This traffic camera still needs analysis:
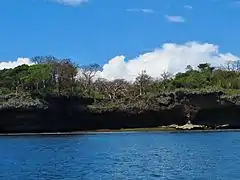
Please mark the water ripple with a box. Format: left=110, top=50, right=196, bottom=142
left=1, top=132, right=240, bottom=179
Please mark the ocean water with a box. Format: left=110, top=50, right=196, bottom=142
left=1, top=132, right=240, bottom=180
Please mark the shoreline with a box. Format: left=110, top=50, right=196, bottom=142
left=1, top=127, right=240, bottom=136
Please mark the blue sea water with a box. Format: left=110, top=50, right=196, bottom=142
left=1, top=132, right=240, bottom=180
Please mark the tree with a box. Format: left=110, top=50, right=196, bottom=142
left=10, top=65, right=30, bottom=95
left=212, top=69, right=240, bottom=89
left=31, top=56, right=57, bottom=65
left=227, top=60, right=240, bottom=72
left=0, top=60, right=239, bottom=100
left=186, top=65, right=193, bottom=72
left=30, top=56, right=78, bottom=95
left=26, top=64, right=52, bottom=92
left=79, top=63, right=102, bottom=96
left=160, top=71, right=173, bottom=90
left=198, top=63, right=214, bottom=73
left=198, top=63, right=211, bottom=71
left=236, top=60, right=240, bottom=72
left=135, top=70, right=152, bottom=96
left=94, top=78, right=130, bottom=100
left=54, top=59, right=78, bottom=95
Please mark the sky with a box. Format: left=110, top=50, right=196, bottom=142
left=0, top=0, right=240, bottom=80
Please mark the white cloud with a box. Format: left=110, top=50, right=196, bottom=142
left=52, top=0, right=88, bottom=6
left=97, top=42, right=239, bottom=81
left=126, top=8, right=155, bottom=14
left=1, top=43, right=239, bottom=82
left=165, top=15, right=185, bottom=23
left=184, top=5, right=193, bottom=9
left=0, top=58, right=34, bottom=70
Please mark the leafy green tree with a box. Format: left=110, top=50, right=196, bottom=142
left=9, top=65, right=29, bottom=94
left=26, top=64, right=52, bottom=92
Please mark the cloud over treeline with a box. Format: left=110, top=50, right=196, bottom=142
left=1, top=42, right=238, bottom=81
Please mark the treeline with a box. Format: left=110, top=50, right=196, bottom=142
left=0, top=56, right=240, bottom=99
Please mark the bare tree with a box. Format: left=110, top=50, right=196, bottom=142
left=236, top=60, right=240, bottom=72
left=79, top=64, right=102, bottom=95
left=232, top=60, right=240, bottom=72
left=161, top=71, right=173, bottom=90
left=94, top=78, right=129, bottom=100
left=225, top=60, right=240, bottom=72
left=31, top=56, right=57, bottom=64
left=135, top=70, right=152, bottom=96
left=161, top=71, right=172, bottom=81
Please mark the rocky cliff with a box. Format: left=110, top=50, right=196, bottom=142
left=0, top=91, right=239, bottom=133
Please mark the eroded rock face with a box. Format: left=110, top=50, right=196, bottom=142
left=0, top=94, right=45, bottom=109
left=175, top=92, right=240, bottom=127
left=0, top=91, right=239, bottom=133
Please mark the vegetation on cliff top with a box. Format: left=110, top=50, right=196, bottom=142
left=0, top=56, right=239, bottom=106
left=0, top=57, right=239, bottom=132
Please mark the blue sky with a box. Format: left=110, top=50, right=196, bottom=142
left=0, top=0, right=240, bottom=80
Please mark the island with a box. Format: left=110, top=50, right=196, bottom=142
left=0, top=56, right=239, bottom=134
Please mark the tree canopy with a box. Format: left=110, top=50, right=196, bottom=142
left=0, top=56, right=239, bottom=98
